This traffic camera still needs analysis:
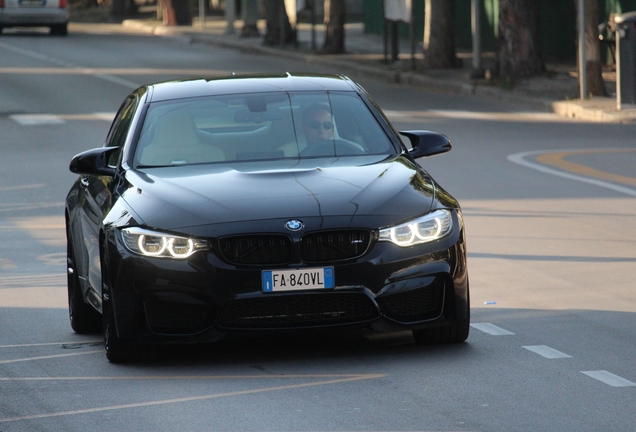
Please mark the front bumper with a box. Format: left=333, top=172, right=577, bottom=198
left=103, top=218, right=468, bottom=343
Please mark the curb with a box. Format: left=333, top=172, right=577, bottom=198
left=552, top=99, right=636, bottom=124
left=121, top=19, right=636, bottom=123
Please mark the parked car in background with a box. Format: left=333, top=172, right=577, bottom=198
left=65, top=73, right=470, bottom=362
left=0, top=0, right=68, bottom=35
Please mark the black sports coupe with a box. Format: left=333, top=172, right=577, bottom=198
left=65, top=73, right=469, bottom=362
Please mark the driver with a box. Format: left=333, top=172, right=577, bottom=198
left=301, top=103, right=334, bottom=145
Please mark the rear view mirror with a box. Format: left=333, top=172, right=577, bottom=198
left=69, top=147, right=119, bottom=177
left=399, top=130, right=452, bottom=159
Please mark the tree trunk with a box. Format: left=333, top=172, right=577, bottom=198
left=496, top=0, right=543, bottom=79
left=261, top=0, right=295, bottom=46
left=323, top=0, right=346, bottom=54
left=111, top=0, right=138, bottom=18
left=423, top=0, right=456, bottom=68
left=240, top=0, right=260, bottom=38
left=578, top=0, right=608, bottom=96
left=159, top=0, right=191, bottom=26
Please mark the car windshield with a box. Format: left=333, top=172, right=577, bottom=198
left=134, top=91, right=397, bottom=167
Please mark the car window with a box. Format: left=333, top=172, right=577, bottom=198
left=105, top=96, right=137, bottom=167
left=134, top=92, right=396, bottom=167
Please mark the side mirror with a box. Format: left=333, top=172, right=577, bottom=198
left=400, top=130, right=452, bottom=159
left=69, top=147, right=119, bottom=177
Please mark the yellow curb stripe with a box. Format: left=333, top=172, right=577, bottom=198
left=536, top=149, right=636, bottom=187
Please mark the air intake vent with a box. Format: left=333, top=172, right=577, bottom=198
left=219, top=235, right=292, bottom=265
left=301, top=230, right=371, bottom=263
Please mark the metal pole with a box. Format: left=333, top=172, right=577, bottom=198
left=410, top=7, right=415, bottom=70
left=311, top=0, right=316, bottom=51
left=225, top=0, right=236, bottom=35
left=578, top=0, right=587, bottom=100
left=470, top=0, right=484, bottom=78
left=199, top=0, right=205, bottom=29
left=616, top=25, right=622, bottom=110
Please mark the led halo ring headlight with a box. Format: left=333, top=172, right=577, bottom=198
left=379, top=209, right=453, bottom=247
left=121, top=227, right=207, bottom=259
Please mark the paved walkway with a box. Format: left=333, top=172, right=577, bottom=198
left=119, top=16, right=636, bottom=124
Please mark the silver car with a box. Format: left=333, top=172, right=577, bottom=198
left=0, top=0, right=69, bottom=35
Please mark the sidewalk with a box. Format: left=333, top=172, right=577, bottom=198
left=120, top=16, right=636, bottom=124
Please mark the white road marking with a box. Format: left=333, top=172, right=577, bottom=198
left=383, top=109, right=566, bottom=123
left=0, top=259, right=16, bottom=270
left=93, top=112, right=116, bottom=121
left=508, top=149, right=636, bottom=197
left=0, top=350, right=102, bottom=364
left=523, top=345, right=572, bottom=359
left=9, top=114, right=64, bottom=126
left=0, top=341, right=101, bottom=349
left=470, top=323, right=515, bottom=336
left=581, top=370, right=636, bottom=387
left=9, top=113, right=116, bottom=126
left=0, top=183, right=48, bottom=192
left=0, top=374, right=385, bottom=423
left=0, top=42, right=141, bottom=89
left=0, top=274, right=65, bottom=288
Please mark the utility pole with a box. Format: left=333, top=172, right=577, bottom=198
left=578, top=0, right=587, bottom=100
left=471, top=0, right=485, bottom=78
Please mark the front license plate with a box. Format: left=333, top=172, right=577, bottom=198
left=262, top=267, right=334, bottom=292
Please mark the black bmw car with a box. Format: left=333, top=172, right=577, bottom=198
left=65, top=73, right=469, bottom=362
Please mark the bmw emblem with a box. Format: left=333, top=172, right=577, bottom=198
left=285, top=220, right=304, bottom=231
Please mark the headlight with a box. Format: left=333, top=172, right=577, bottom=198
left=121, top=227, right=208, bottom=259
left=379, top=209, right=452, bottom=247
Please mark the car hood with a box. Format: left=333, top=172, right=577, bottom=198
left=120, top=156, right=436, bottom=233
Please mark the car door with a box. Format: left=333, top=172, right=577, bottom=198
left=76, top=95, right=138, bottom=299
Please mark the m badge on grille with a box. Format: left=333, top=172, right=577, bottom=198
left=285, top=220, right=304, bottom=231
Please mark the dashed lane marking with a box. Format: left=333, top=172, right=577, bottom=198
left=523, top=345, right=572, bottom=359
left=581, top=370, right=636, bottom=388
left=470, top=323, right=515, bottom=336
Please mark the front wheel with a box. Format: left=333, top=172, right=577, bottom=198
left=67, top=238, right=101, bottom=334
left=101, top=250, right=145, bottom=363
left=103, top=300, right=145, bottom=363
left=50, top=24, right=68, bottom=36
left=413, top=285, right=470, bottom=344
left=412, top=320, right=470, bottom=345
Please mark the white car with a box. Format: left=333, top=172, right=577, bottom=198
left=0, top=0, right=69, bottom=35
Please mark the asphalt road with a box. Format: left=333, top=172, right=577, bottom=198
left=1, top=25, right=635, bottom=432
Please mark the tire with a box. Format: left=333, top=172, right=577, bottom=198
left=50, top=24, right=68, bottom=36
left=412, top=320, right=470, bottom=345
left=413, top=285, right=470, bottom=345
left=102, top=254, right=146, bottom=363
left=67, top=238, right=101, bottom=334
left=103, top=304, right=136, bottom=363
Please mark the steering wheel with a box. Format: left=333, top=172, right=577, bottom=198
left=301, top=140, right=365, bottom=157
